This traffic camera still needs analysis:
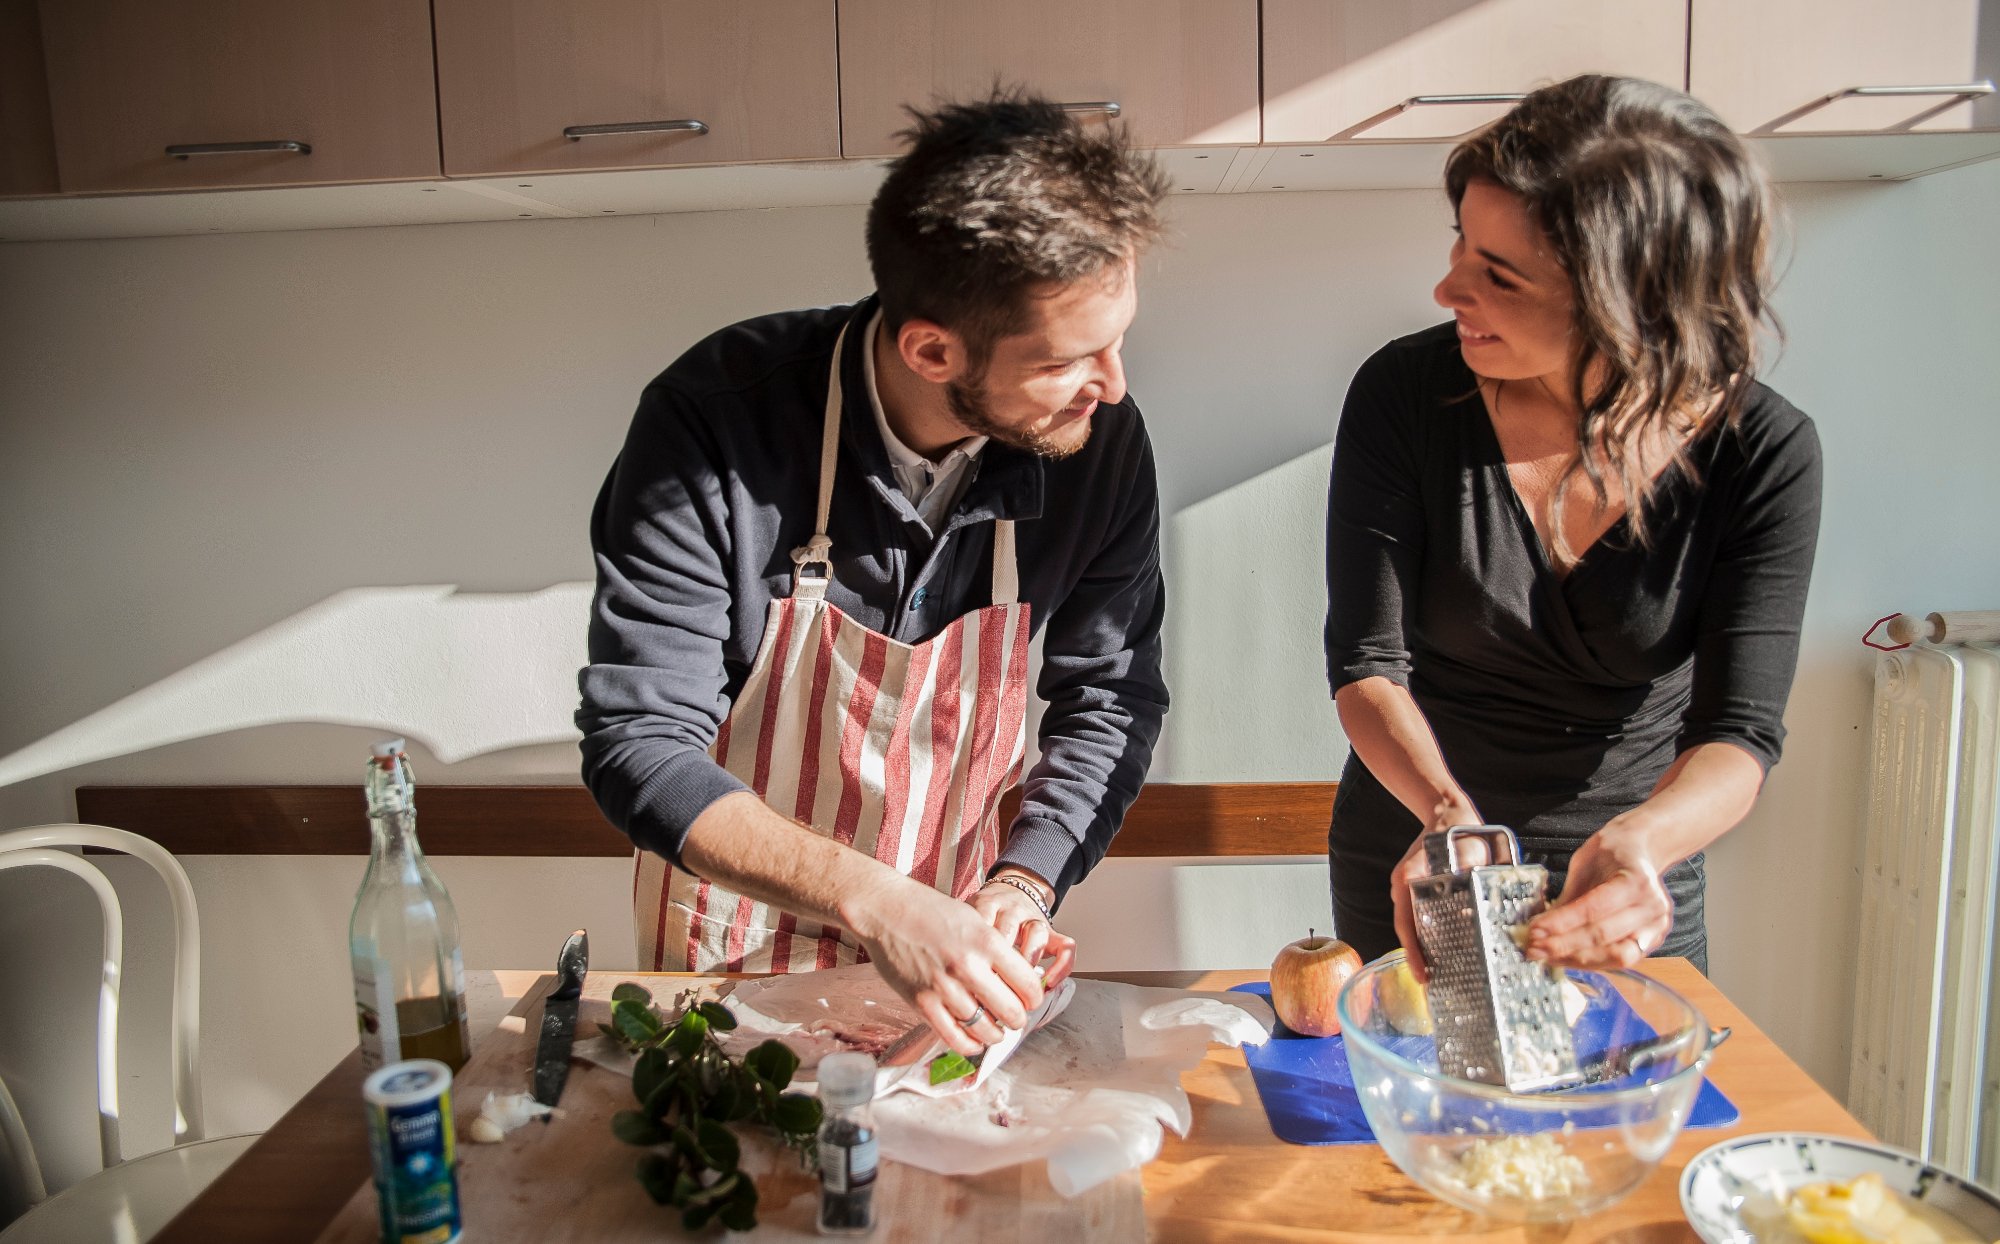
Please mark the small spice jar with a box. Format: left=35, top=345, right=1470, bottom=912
left=816, top=1051, right=879, bottom=1235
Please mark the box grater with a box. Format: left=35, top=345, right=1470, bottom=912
left=1409, top=825, right=1580, bottom=1092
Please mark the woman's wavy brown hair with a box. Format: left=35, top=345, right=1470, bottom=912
left=1445, top=75, right=1782, bottom=568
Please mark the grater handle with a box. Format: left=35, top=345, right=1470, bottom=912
left=1422, top=825, right=1524, bottom=876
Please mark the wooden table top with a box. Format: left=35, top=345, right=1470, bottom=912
left=153, top=960, right=1868, bottom=1243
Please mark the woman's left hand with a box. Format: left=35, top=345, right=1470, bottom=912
left=1524, top=822, right=1673, bottom=970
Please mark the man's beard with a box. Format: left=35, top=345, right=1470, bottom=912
left=947, top=377, right=1091, bottom=460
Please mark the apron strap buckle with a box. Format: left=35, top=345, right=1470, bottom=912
left=790, top=534, right=833, bottom=600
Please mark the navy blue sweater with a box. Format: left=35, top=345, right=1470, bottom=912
left=577, top=297, right=1169, bottom=906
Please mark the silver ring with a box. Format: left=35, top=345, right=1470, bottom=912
left=954, top=1003, right=987, bottom=1029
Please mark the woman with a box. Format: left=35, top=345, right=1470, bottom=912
left=1324, top=75, right=1822, bottom=979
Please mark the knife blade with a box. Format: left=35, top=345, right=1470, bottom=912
left=532, top=929, right=588, bottom=1107
left=877, top=1019, right=942, bottom=1070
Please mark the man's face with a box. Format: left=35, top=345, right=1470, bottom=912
left=947, top=259, right=1137, bottom=460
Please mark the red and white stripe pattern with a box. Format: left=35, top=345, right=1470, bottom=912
left=633, top=591, right=1032, bottom=972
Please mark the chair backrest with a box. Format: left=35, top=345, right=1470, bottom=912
left=0, top=824, right=204, bottom=1207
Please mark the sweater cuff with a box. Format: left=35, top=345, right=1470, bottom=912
left=627, top=748, right=751, bottom=866
left=1328, top=661, right=1410, bottom=697
left=1675, top=732, right=1779, bottom=776
left=995, top=818, right=1085, bottom=912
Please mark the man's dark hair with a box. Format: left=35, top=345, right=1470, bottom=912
left=865, top=89, right=1169, bottom=370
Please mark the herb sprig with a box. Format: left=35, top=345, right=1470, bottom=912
left=603, top=983, right=824, bottom=1232
left=928, top=1050, right=978, bottom=1086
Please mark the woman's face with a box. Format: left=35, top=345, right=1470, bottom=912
left=1433, top=179, right=1576, bottom=384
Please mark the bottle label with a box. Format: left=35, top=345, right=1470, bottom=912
left=819, top=1136, right=878, bottom=1194
left=355, top=956, right=400, bottom=1070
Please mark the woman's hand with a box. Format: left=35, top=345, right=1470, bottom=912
left=1524, top=820, right=1673, bottom=970
left=1390, top=797, right=1485, bottom=984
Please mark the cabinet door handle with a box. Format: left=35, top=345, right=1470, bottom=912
left=1329, top=94, right=1528, bottom=141
left=564, top=119, right=709, bottom=141
left=167, top=140, right=311, bottom=159
left=1754, top=81, right=1997, bottom=133
left=1059, top=101, right=1121, bottom=119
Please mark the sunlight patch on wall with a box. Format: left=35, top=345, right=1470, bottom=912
left=1156, top=444, right=1342, bottom=782
left=0, top=584, right=590, bottom=787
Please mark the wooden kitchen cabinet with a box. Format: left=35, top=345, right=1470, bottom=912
left=1261, top=0, right=1688, bottom=143
left=432, top=0, right=840, bottom=177
left=0, top=0, right=58, bottom=197
left=836, top=0, right=1260, bottom=158
left=36, top=0, right=440, bottom=193
left=1690, top=0, right=1997, bottom=133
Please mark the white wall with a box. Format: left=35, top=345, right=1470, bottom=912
left=4, top=161, right=1998, bottom=1211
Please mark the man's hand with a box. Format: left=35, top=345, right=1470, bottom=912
left=841, top=872, right=1045, bottom=1058
left=678, top=796, right=1070, bottom=1055
left=1389, top=798, right=1484, bottom=984
left=972, top=869, right=1076, bottom=988
left=1524, top=822, right=1673, bottom=970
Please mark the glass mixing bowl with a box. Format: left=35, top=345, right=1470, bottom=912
left=1335, top=953, right=1720, bottom=1224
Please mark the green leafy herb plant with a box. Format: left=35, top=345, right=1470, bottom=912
left=604, top=983, right=825, bottom=1233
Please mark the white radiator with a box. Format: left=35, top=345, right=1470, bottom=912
left=1849, top=628, right=2000, bottom=1185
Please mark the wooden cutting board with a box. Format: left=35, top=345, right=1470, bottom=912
left=311, top=975, right=1143, bottom=1243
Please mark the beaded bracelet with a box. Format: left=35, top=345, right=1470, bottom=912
left=990, top=873, right=1054, bottom=922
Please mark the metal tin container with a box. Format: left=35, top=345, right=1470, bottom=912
left=363, top=1058, right=463, bottom=1244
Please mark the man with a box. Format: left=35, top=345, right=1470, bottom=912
left=578, top=92, right=1170, bottom=1058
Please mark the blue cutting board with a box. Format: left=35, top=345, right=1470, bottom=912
left=1229, top=981, right=1740, bottom=1146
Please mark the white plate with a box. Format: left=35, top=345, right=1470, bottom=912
left=1680, top=1132, right=2000, bottom=1243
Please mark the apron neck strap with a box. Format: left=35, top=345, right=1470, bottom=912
left=791, top=318, right=1023, bottom=609
left=990, top=520, right=1019, bottom=606
left=789, top=322, right=849, bottom=601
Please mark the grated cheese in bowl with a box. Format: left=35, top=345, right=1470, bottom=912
left=1342, top=956, right=1714, bottom=1223
left=1434, top=1133, right=1589, bottom=1206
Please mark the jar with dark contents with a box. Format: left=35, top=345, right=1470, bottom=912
left=815, top=1051, right=878, bottom=1235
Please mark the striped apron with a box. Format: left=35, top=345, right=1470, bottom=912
left=633, top=325, right=1035, bottom=972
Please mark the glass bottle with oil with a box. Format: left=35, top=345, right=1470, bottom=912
left=350, top=738, right=472, bottom=1072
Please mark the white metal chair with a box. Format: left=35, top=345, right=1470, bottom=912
left=0, top=824, right=256, bottom=1243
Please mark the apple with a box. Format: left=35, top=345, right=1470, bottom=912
left=1269, top=930, right=1363, bottom=1037
left=1379, top=956, right=1434, bottom=1036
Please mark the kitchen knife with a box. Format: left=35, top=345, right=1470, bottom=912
left=532, top=929, right=588, bottom=1107
left=877, top=1018, right=941, bottom=1070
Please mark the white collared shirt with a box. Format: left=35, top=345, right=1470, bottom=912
left=863, top=311, right=986, bottom=535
